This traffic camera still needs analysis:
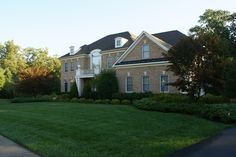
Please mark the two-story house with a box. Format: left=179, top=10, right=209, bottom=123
left=60, top=30, right=186, bottom=96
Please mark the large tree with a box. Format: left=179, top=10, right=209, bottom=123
left=165, top=33, right=230, bottom=98
left=15, top=67, right=60, bottom=96
left=165, top=9, right=236, bottom=99
left=24, top=47, right=61, bottom=76
left=0, top=41, right=26, bottom=76
left=0, top=68, right=5, bottom=89
left=190, top=9, right=236, bottom=55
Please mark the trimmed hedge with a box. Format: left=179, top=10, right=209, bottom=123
left=134, top=98, right=233, bottom=123
left=11, top=97, right=53, bottom=103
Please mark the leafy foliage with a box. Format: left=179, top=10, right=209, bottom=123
left=69, top=81, right=78, bottom=98
left=0, top=68, right=5, bottom=89
left=0, top=41, right=61, bottom=97
left=94, top=70, right=119, bottom=99
left=15, top=67, right=60, bottom=96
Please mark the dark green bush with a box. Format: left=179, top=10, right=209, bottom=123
left=70, top=98, right=80, bottom=102
left=134, top=98, right=232, bottom=123
left=11, top=97, right=52, bottom=103
left=57, top=93, right=70, bottom=100
left=121, top=99, right=131, bottom=105
left=199, top=94, right=229, bottom=104
left=95, top=99, right=103, bottom=104
left=70, top=82, right=78, bottom=98
left=94, top=70, right=119, bottom=99
left=111, top=99, right=120, bottom=105
left=151, top=94, right=191, bottom=103
left=112, top=92, right=153, bottom=102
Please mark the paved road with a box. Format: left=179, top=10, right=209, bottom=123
left=0, top=135, right=40, bottom=157
left=168, top=127, right=236, bottom=157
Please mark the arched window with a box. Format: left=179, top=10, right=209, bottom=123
left=90, top=49, right=101, bottom=74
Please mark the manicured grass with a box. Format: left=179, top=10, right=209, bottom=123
left=0, top=99, right=229, bottom=157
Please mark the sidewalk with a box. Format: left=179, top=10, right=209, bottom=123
left=0, top=135, right=40, bottom=157
left=168, top=126, right=236, bottom=157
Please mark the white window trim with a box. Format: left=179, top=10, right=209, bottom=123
left=125, top=76, right=133, bottom=93
left=160, top=75, right=169, bottom=93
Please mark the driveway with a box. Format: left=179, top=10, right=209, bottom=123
left=168, top=126, right=236, bottom=157
left=0, top=135, right=40, bottom=157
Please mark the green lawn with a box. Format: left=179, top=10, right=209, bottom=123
left=0, top=99, right=229, bottom=157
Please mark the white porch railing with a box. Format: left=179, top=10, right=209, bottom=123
left=76, top=69, right=95, bottom=78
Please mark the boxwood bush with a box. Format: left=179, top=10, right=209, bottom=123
left=134, top=98, right=233, bottom=123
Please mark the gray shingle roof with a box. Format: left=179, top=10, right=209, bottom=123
left=60, top=31, right=136, bottom=58
left=152, top=30, right=186, bottom=46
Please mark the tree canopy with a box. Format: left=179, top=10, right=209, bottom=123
left=166, top=9, right=236, bottom=99
left=0, top=40, right=61, bottom=97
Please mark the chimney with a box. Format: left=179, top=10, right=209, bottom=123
left=69, top=46, right=75, bottom=55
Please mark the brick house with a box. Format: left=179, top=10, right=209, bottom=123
left=60, top=30, right=186, bottom=95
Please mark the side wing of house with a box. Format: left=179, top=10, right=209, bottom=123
left=113, top=31, right=179, bottom=94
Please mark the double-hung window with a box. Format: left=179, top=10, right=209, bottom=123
left=143, top=76, right=150, bottom=92
left=107, top=57, right=113, bottom=69
left=142, top=44, right=150, bottom=59
left=64, top=63, right=68, bottom=72
left=126, top=76, right=133, bottom=92
left=160, top=75, right=169, bottom=93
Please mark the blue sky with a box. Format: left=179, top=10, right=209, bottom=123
left=0, top=0, right=235, bottom=56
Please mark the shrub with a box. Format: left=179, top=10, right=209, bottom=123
left=70, top=81, right=78, bottom=98
left=57, top=93, right=70, bottom=100
left=102, top=99, right=111, bottom=104
left=134, top=98, right=233, bottom=123
left=111, top=99, right=120, bottom=105
left=95, top=99, right=103, bottom=104
left=199, top=94, right=229, bottom=104
left=11, top=97, right=52, bottom=103
left=121, top=99, right=131, bottom=105
left=151, top=94, right=191, bottom=103
left=71, top=98, right=80, bottom=102
left=94, top=70, right=119, bottom=99
left=112, top=92, right=153, bottom=102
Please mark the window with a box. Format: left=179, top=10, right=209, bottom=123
left=116, top=39, right=121, bottom=47
left=160, top=75, right=169, bottom=93
left=90, top=49, right=101, bottom=75
left=64, top=80, right=68, bottom=92
left=142, top=44, right=150, bottom=59
left=126, top=76, right=133, bottom=92
left=64, top=62, right=68, bottom=72
left=107, top=57, right=113, bottom=69
left=143, top=76, right=150, bottom=92
left=70, top=61, right=74, bottom=71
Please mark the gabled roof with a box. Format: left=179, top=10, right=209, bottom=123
left=113, top=30, right=186, bottom=67
left=152, top=30, right=186, bottom=46
left=60, top=31, right=136, bottom=59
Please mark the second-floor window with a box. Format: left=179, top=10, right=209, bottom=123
left=142, top=44, right=150, bottom=59
left=116, top=39, right=121, bottom=47
left=64, top=62, right=68, bottom=72
left=107, top=57, right=113, bottom=69
left=142, top=76, right=150, bottom=92
left=126, top=76, right=133, bottom=92
left=71, top=61, right=74, bottom=71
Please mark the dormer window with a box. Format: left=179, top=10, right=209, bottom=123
left=116, top=40, right=121, bottom=47
left=115, top=37, right=128, bottom=48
